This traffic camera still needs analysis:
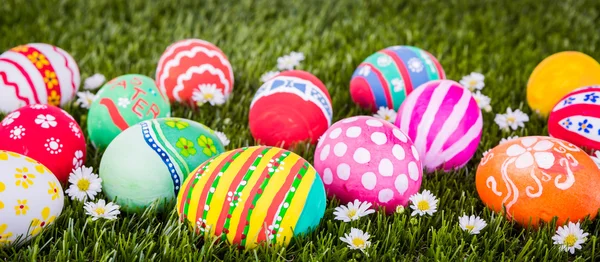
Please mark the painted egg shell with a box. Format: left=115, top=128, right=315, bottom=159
left=87, top=74, right=171, bottom=149
left=99, top=118, right=225, bottom=212
left=349, top=46, right=445, bottom=112
left=0, top=105, right=86, bottom=184
left=155, top=39, right=234, bottom=105
left=548, top=86, right=600, bottom=152
left=395, top=80, right=482, bottom=172
left=0, top=150, right=64, bottom=246
left=314, top=116, right=422, bottom=213
left=176, top=146, right=326, bottom=249
left=476, top=136, right=600, bottom=227
left=527, top=51, right=600, bottom=117
left=249, top=70, right=333, bottom=148
left=0, top=43, right=80, bottom=114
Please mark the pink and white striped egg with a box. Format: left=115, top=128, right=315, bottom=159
left=314, top=116, right=423, bottom=213
left=395, top=80, right=483, bottom=172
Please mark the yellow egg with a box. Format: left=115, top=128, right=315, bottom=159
left=527, top=51, right=600, bottom=117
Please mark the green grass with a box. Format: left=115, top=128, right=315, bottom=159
left=2, top=0, right=600, bottom=261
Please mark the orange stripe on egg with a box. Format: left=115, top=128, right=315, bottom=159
left=11, top=45, right=62, bottom=106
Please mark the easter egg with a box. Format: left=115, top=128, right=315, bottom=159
left=475, top=136, right=600, bottom=227
left=0, top=150, right=64, bottom=246
left=0, top=43, right=80, bottom=114
left=87, top=74, right=171, bottom=149
left=155, top=39, right=234, bottom=105
left=0, top=105, right=86, bottom=184
left=527, top=51, right=600, bottom=117
left=350, top=46, right=445, bottom=112
left=99, top=118, right=225, bottom=212
left=176, top=146, right=326, bottom=249
left=548, top=86, right=600, bottom=152
left=249, top=70, right=333, bottom=147
left=313, top=116, right=422, bottom=212
left=394, top=80, right=482, bottom=171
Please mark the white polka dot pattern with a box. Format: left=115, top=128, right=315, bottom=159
left=353, top=148, right=371, bottom=164
left=346, top=126, right=362, bottom=137
left=320, top=144, right=330, bottom=161
left=361, top=172, right=377, bottom=190
left=371, top=132, right=387, bottom=145
left=313, top=116, right=423, bottom=214
left=337, top=163, right=350, bottom=180
left=323, top=168, right=333, bottom=185
left=333, top=142, right=347, bottom=157
left=329, top=127, right=342, bottom=139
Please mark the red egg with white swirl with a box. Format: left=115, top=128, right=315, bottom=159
left=155, top=39, right=234, bottom=105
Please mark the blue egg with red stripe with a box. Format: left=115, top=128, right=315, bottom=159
left=350, top=46, right=446, bottom=112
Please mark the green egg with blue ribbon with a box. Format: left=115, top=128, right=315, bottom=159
left=99, top=118, right=225, bottom=212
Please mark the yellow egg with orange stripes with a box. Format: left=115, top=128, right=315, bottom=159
left=176, top=146, right=327, bottom=249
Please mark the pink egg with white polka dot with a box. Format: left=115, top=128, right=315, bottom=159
left=314, top=116, right=423, bottom=213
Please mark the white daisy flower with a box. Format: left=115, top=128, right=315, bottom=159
left=482, top=149, right=490, bottom=158
left=339, top=228, right=371, bottom=256
left=460, top=72, right=485, bottom=92
left=494, top=107, right=529, bottom=131
left=215, top=131, right=230, bottom=147
left=500, top=136, right=519, bottom=144
left=84, top=199, right=121, bottom=221
left=590, top=151, right=600, bottom=169
left=118, top=98, right=131, bottom=108
left=373, top=106, right=397, bottom=123
left=76, top=91, right=97, bottom=109
left=65, top=166, right=102, bottom=201
left=333, top=199, right=376, bottom=222
left=458, top=215, right=487, bottom=234
left=409, top=189, right=438, bottom=216
left=277, top=55, right=299, bottom=71
left=552, top=221, right=589, bottom=254
left=192, top=84, right=226, bottom=106
left=83, top=73, right=106, bottom=90
left=472, top=91, right=492, bottom=112
left=260, top=71, right=280, bottom=83
left=289, top=51, right=305, bottom=62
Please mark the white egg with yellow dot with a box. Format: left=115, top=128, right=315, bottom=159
left=0, top=150, right=64, bottom=246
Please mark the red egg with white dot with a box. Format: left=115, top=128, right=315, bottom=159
left=313, top=116, right=423, bottom=213
left=0, top=104, right=86, bottom=184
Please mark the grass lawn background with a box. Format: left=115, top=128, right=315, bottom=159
left=2, top=0, right=600, bottom=261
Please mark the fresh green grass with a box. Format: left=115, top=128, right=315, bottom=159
left=2, top=0, right=600, bottom=261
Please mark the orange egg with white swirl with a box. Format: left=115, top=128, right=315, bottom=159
left=475, top=136, right=600, bottom=227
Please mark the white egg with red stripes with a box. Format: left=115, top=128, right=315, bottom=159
left=0, top=43, right=80, bottom=113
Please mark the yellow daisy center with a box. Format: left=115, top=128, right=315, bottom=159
left=417, top=200, right=430, bottom=211
left=77, top=179, right=90, bottom=191
left=465, top=225, right=475, bottom=231
left=384, top=115, right=391, bottom=121
left=95, top=207, right=106, bottom=215
left=352, top=237, right=365, bottom=248
left=506, top=116, right=516, bottom=124
left=469, top=80, right=477, bottom=86
left=564, top=234, right=577, bottom=247
left=204, top=93, right=214, bottom=100
left=347, top=209, right=357, bottom=218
